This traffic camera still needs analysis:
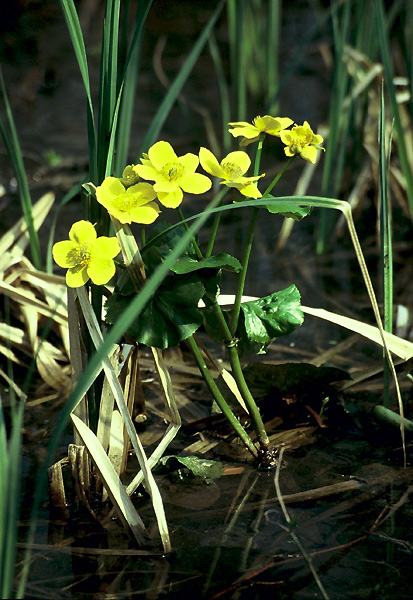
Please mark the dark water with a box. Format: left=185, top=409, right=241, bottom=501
left=20, top=433, right=413, bottom=599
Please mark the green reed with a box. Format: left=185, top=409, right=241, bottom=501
left=378, top=83, right=393, bottom=408
left=0, top=70, right=42, bottom=270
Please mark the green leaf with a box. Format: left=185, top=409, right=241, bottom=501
left=159, top=455, right=224, bottom=479
left=263, top=199, right=312, bottom=220
left=142, top=221, right=197, bottom=271
left=172, top=252, right=242, bottom=275
left=238, top=284, right=304, bottom=354
left=105, top=273, right=205, bottom=349
left=142, top=222, right=241, bottom=275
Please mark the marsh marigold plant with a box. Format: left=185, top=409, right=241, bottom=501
left=53, top=220, right=120, bottom=288
left=52, top=116, right=323, bottom=465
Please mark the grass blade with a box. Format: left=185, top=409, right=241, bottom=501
left=0, top=398, right=24, bottom=599
left=375, top=0, right=413, bottom=216
left=0, top=69, right=42, bottom=270
left=59, top=0, right=97, bottom=182
left=71, top=414, right=147, bottom=544
left=97, top=0, right=121, bottom=183
left=378, top=81, right=394, bottom=407
left=317, top=0, right=351, bottom=253
left=139, top=0, right=225, bottom=153
left=114, top=0, right=153, bottom=175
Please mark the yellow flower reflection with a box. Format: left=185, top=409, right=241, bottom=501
left=199, top=147, right=264, bottom=198
left=135, top=141, right=212, bottom=208
left=96, top=177, right=160, bottom=225
left=280, top=121, right=324, bottom=164
left=53, top=220, right=120, bottom=288
left=228, top=115, right=293, bottom=146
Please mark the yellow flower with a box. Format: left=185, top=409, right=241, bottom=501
left=96, top=177, right=160, bottom=225
left=228, top=115, right=293, bottom=146
left=280, top=121, right=324, bottom=164
left=53, top=220, right=120, bottom=288
left=199, top=147, right=264, bottom=198
left=135, top=141, right=212, bottom=208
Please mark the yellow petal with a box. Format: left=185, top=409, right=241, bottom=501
left=240, top=135, right=260, bottom=147
left=156, top=189, right=183, bottom=209
left=180, top=172, right=212, bottom=194
left=128, top=182, right=157, bottom=201
left=228, top=123, right=260, bottom=139
left=148, top=141, right=177, bottom=171
left=280, top=130, right=292, bottom=145
left=178, top=152, right=199, bottom=174
left=96, top=177, right=125, bottom=204
left=52, top=240, right=78, bottom=268
left=237, top=182, right=262, bottom=199
left=69, top=220, right=97, bottom=244
left=223, top=151, right=251, bottom=176
left=259, top=115, right=294, bottom=135
left=128, top=203, right=161, bottom=224
left=300, top=146, right=317, bottom=164
left=154, top=180, right=181, bottom=194
left=228, top=120, right=251, bottom=127
left=135, top=164, right=159, bottom=182
left=93, top=236, right=120, bottom=259
left=66, top=265, right=89, bottom=288
left=199, top=147, right=224, bottom=177
left=87, top=258, right=116, bottom=286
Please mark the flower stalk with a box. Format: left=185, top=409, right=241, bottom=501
left=186, top=335, right=258, bottom=458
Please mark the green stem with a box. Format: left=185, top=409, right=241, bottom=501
left=230, top=155, right=294, bottom=336
left=253, top=135, right=265, bottom=177
left=205, top=188, right=230, bottom=258
left=263, top=155, right=295, bottom=197
left=178, top=184, right=269, bottom=450
left=186, top=335, right=258, bottom=458
left=205, top=296, right=270, bottom=450
left=230, top=207, right=259, bottom=335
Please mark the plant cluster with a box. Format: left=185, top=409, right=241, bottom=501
left=53, top=116, right=324, bottom=463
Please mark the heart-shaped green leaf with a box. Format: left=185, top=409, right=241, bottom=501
left=237, top=284, right=304, bottom=354
left=105, top=272, right=205, bottom=349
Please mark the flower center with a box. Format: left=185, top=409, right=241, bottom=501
left=69, top=243, right=91, bottom=267
left=161, top=162, right=185, bottom=182
left=222, top=161, right=243, bottom=180
left=113, top=192, right=135, bottom=212
left=291, top=128, right=313, bottom=150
